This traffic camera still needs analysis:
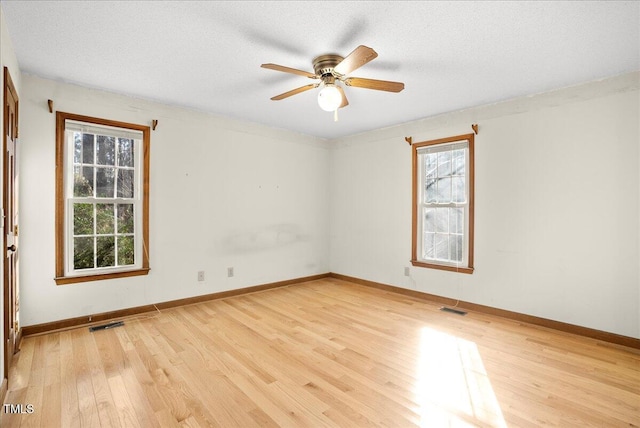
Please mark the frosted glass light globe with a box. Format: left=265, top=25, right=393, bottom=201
left=317, top=85, right=342, bottom=112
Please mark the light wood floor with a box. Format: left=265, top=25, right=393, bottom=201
left=2, top=278, right=639, bottom=427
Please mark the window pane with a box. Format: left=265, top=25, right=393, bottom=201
left=96, top=236, right=115, bottom=268
left=452, top=208, right=464, bottom=234
left=74, top=237, right=94, bottom=269
left=73, top=133, right=82, bottom=164
left=96, top=167, right=115, bottom=198
left=452, top=176, right=465, bottom=203
left=117, top=236, right=135, bottom=265
left=453, top=149, right=465, bottom=175
left=117, top=204, right=134, bottom=234
left=96, top=204, right=115, bottom=234
left=435, top=234, right=449, bottom=260
left=73, top=203, right=94, bottom=235
left=82, top=134, right=94, bottom=164
left=423, top=232, right=435, bottom=259
left=118, top=169, right=134, bottom=198
left=450, top=235, right=463, bottom=262
left=74, top=166, right=93, bottom=197
left=81, top=167, right=95, bottom=196
left=425, top=153, right=437, bottom=179
left=435, top=208, right=448, bottom=233
left=96, top=135, right=115, bottom=165
left=437, top=177, right=451, bottom=203
left=425, top=178, right=436, bottom=203
left=118, top=138, right=134, bottom=167
left=437, top=151, right=452, bottom=176
left=423, top=208, right=435, bottom=232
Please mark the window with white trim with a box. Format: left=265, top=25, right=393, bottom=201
left=412, top=133, right=474, bottom=274
left=55, top=112, right=150, bottom=284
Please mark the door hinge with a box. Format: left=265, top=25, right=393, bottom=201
left=14, top=225, right=18, bottom=236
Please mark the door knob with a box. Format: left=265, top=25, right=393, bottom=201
left=7, top=244, right=16, bottom=252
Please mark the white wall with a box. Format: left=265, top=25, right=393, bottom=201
left=19, top=75, right=329, bottom=326
left=330, top=72, right=640, bottom=339
left=0, top=5, right=22, bottom=384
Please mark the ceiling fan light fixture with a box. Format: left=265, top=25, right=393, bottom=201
left=317, top=83, right=342, bottom=112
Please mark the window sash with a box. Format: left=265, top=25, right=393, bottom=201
left=417, top=204, right=469, bottom=267
left=66, top=199, right=142, bottom=275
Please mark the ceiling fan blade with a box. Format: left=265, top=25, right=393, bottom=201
left=261, top=63, right=317, bottom=79
left=334, top=45, right=378, bottom=75
left=270, top=83, right=318, bottom=100
left=343, top=77, right=404, bottom=92
left=338, top=86, right=349, bottom=108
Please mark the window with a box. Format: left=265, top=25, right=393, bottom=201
left=411, top=133, right=474, bottom=274
left=55, top=112, right=150, bottom=284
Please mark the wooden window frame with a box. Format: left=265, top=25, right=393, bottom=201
left=55, top=112, right=150, bottom=285
left=411, top=133, right=475, bottom=274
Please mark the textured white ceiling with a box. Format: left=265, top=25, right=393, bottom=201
left=2, top=1, right=639, bottom=139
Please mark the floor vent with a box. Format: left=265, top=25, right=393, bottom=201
left=439, top=307, right=467, bottom=316
left=89, top=321, right=124, bottom=332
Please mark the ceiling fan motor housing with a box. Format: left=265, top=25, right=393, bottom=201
left=313, top=54, right=344, bottom=79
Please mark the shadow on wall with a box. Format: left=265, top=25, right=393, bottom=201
left=221, top=224, right=309, bottom=254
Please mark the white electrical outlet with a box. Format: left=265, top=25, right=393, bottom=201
left=197, top=271, right=205, bottom=282
left=227, top=267, right=234, bottom=277
left=404, top=267, right=410, bottom=276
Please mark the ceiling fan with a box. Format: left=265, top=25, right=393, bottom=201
left=261, top=45, right=404, bottom=116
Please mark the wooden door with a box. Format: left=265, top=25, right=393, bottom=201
left=3, top=66, right=19, bottom=380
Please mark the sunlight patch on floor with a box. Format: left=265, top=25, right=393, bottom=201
left=415, top=327, right=506, bottom=427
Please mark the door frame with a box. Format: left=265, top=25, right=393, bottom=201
left=3, top=66, right=19, bottom=387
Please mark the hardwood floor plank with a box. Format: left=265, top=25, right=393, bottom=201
left=71, top=329, right=101, bottom=428
left=2, top=279, right=639, bottom=427
left=43, top=334, right=61, bottom=388
left=247, top=407, right=279, bottom=427
left=2, top=387, right=27, bottom=427
left=59, top=331, right=81, bottom=428
left=40, top=383, right=62, bottom=428
left=26, top=336, right=45, bottom=389
left=84, top=331, right=122, bottom=428
left=20, top=385, right=42, bottom=428
left=108, top=374, right=143, bottom=428
left=118, top=365, right=163, bottom=428
left=153, top=408, right=181, bottom=428
left=8, top=334, right=34, bottom=390
left=224, top=371, right=308, bottom=427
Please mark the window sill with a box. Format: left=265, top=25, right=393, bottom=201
left=55, top=268, right=150, bottom=285
left=410, top=260, right=474, bottom=274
